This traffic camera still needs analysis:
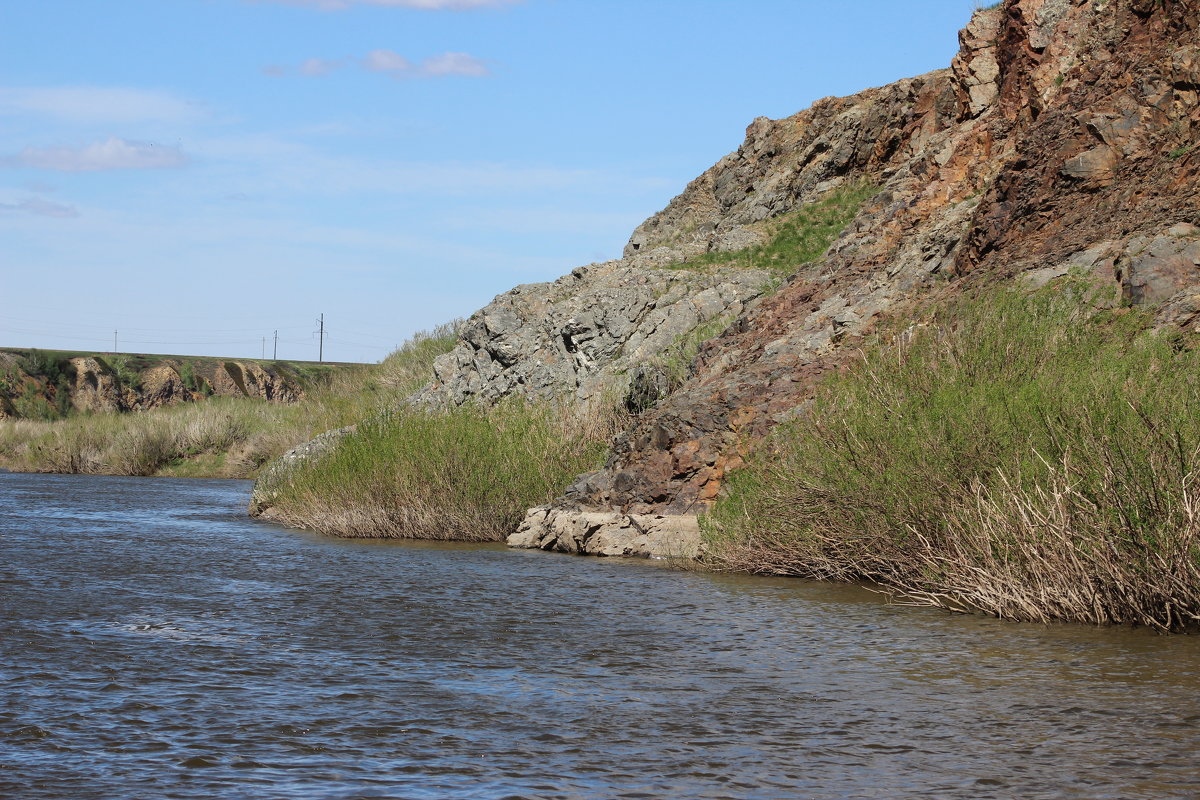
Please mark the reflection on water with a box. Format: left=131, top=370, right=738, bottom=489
left=2, top=472, right=1199, bottom=799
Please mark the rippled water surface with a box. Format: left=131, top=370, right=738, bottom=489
left=3, top=472, right=1200, bottom=799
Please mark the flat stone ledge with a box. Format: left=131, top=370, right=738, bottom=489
left=509, top=506, right=701, bottom=559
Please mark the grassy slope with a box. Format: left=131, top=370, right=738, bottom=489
left=665, top=181, right=878, bottom=278
left=704, top=279, right=1200, bottom=631
left=0, top=326, right=458, bottom=479
left=263, top=399, right=619, bottom=541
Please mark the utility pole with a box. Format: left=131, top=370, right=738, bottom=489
left=114, top=330, right=117, bottom=353
left=316, top=313, right=325, bottom=363
left=273, top=330, right=278, bottom=360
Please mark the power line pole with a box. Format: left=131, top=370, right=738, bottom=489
left=273, top=330, right=278, bottom=360
left=316, top=313, right=325, bottom=363
left=114, top=330, right=117, bottom=353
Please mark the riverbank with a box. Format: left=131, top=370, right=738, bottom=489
left=0, top=325, right=457, bottom=479
left=702, top=281, right=1200, bottom=632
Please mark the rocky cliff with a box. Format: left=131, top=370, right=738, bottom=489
left=514, top=0, right=1200, bottom=551
left=251, top=0, right=1200, bottom=557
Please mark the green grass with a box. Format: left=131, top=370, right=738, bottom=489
left=654, top=314, right=735, bottom=392
left=704, top=279, right=1200, bottom=631
left=0, top=323, right=460, bottom=479
left=668, top=181, right=877, bottom=278
left=263, top=399, right=614, bottom=541
left=1168, top=143, right=1196, bottom=160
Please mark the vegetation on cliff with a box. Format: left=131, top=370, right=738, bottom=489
left=0, top=326, right=458, bottom=478
left=669, top=181, right=878, bottom=279
left=704, top=280, right=1200, bottom=632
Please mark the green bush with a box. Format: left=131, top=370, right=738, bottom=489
left=704, top=279, right=1200, bottom=631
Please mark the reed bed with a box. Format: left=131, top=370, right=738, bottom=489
left=704, top=281, right=1200, bottom=631
left=261, top=399, right=620, bottom=541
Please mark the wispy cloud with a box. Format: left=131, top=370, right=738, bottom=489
left=300, top=57, right=344, bottom=76
left=415, top=52, right=489, bottom=77
left=0, top=87, right=203, bottom=124
left=7, top=137, right=189, bottom=172
left=269, top=50, right=490, bottom=78
left=362, top=49, right=412, bottom=73
left=258, top=0, right=519, bottom=10
left=0, top=197, right=79, bottom=218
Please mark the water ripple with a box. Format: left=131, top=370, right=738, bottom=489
left=2, top=472, right=1200, bottom=799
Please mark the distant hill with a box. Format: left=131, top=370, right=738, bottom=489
left=0, top=347, right=359, bottom=420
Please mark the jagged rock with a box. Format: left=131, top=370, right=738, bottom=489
left=211, top=361, right=302, bottom=403
left=624, top=365, right=671, bottom=413
left=138, top=363, right=193, bottom=409
left=1117, top=224, right=1200, bottom=305
left=67, top=358, right=128, bottom=414
left=412, top=261, right=770, bottom=407
left=508, top=506, right=700, bottom=559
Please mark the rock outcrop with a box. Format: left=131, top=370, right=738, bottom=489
left=514, top=0, right=1200, bottom=550
left=413, top=260, right=770, bottom=408
left=246, top=0, right=1200, bottom=560
left=510, top=507, right=700, bottom=559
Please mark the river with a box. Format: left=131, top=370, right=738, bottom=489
left=2, top=472, right=1199, bottom=799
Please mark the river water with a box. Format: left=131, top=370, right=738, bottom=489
left=2, top=472, right=1200, bottom=799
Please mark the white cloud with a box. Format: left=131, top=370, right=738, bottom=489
left=273, top=49, right=490, bottom=78
left=419, top=52, right=489, bottom=77
left=363, top=49, right=413, bottom=73
left=0, top=87, right=203, bottom=124
left=362, top=49, right=490, bottom=77
left=300, top=57, right=344, bottom=76
left=10, top=137, right=189, bottom=172
left=0, top=197, right=79, bottom=218
left=259, top=0, right=518, bottom=10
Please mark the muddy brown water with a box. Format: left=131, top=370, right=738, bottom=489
left=2, top=471, right=1199, bottom=799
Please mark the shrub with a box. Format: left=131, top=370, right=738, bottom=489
left=704, top=279, right=1200, bottom=631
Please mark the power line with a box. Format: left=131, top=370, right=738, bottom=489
left=315, top=313, right=325, bottom=363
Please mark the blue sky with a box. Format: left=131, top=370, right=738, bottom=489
left=1, top=0, right=977, bottom=363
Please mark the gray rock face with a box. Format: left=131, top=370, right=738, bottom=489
left=412, top=260, right=770, bottom=408
left=1118, top=224, right=1200, bottom=306
left=622, top=69, right=964, bottom=265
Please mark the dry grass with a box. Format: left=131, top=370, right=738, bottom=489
left=0, top=323, right=459, bottom=479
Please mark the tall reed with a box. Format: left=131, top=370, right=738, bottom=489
left=262, top=399, right=618, bottom=541
left=704, top=281, right=1200, bottom=631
